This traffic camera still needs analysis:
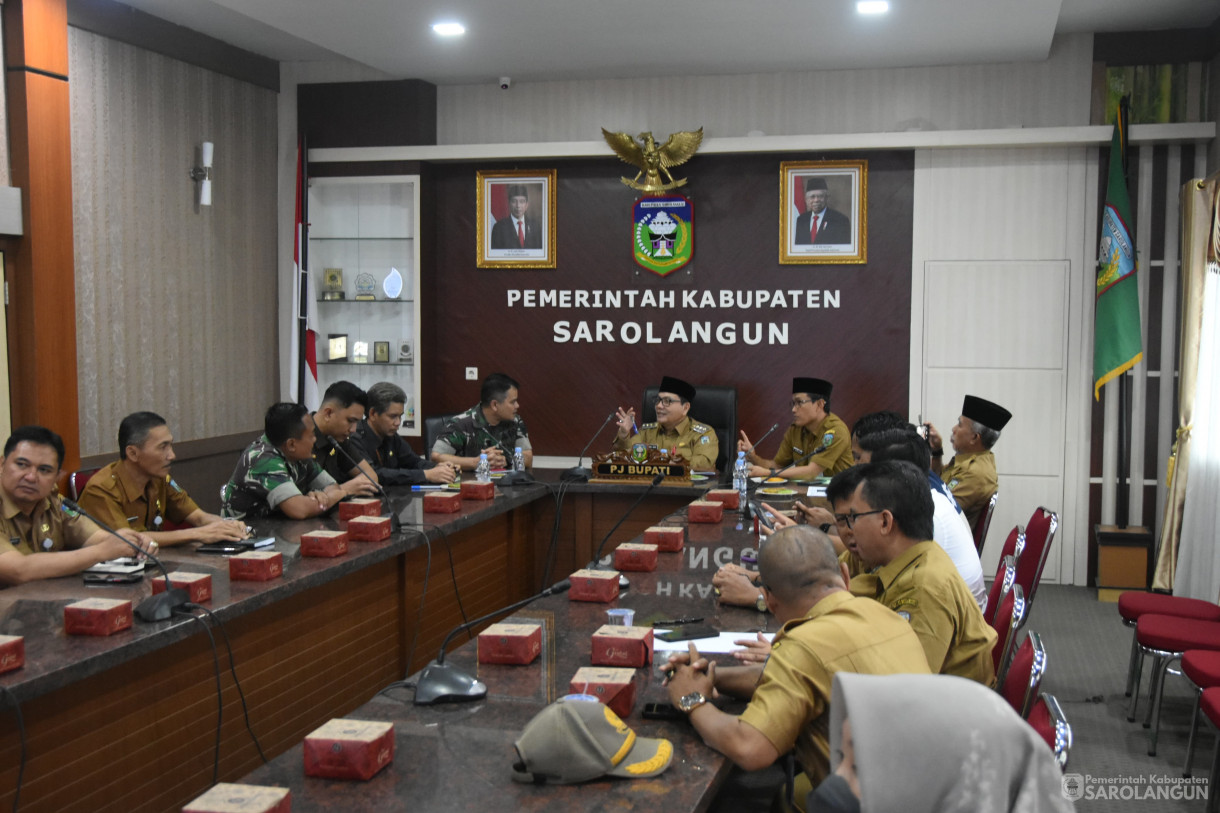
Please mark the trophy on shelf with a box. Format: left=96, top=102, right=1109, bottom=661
left=374, top=341, right=391, bottom=363
left=353, top=341, right=369, bottom=363
left=398, top=340, right=414, bottom=364
left=322, top=268, right=345, bottom=301
left=382, top=267, right=404, bottom=300
left=354, top=273, right=378, bottom=301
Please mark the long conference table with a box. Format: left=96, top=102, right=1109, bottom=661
left=0, top=471, right=777, bottom=812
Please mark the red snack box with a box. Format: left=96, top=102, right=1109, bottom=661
left=591, top=625, right=654, bottom=668
left=568, top=568, right=621, bottom=603
left=643, top=525, right=685, bottom=552
left=300, top=529, right=349, bottom=558
left=460, top=481, right=495, bottom=501
left=423, top=491, right=462, bottom=513
left=183, top=783, right=291, bottom=813
left=477, top=622, right=542, bottom=665
left=613, top=543, right=658, bottom=572
left=64, top=598, right=133, bottom=636
left=705, top=489, right=740, bottom=510
left=688, top=500, right=724, bottom=523
left=228, top=550, right=284, bottom=582
left=303, top=719, right=395, bottom=781
left=570, top=667, right=637, bottom=719
left=338, top=498, right=381, bottom=520
left=0, top=635, right=24, bottom=675
left=152, top=571, right=213, bottom=603
left=347, top=515, right=391, bottom=542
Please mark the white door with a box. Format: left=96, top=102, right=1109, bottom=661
left=922, top=260, right=1070, bottom=580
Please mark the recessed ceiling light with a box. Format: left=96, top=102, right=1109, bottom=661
left=432, top=22, right=466, bottom=36
left=857, top=1, right=889, bottom=14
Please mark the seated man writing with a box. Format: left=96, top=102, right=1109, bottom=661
left=613, top=375, right=718, bottom=472
left=222, top=403, right=364, bottom=519
left=663, top=525, right=929, bottom=810
left=0, top=426, right=156, bottom=585
left=78, top=411, right=248, bottom=546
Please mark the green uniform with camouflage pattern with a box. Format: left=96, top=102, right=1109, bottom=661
left=221, top=435, right=337, bottom=519
left=431, top=405, right=531, bottom=462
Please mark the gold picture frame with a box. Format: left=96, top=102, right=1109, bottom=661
left=476, top=169, right=557, bottom=269
left=779, top=160, right=867, bottom=265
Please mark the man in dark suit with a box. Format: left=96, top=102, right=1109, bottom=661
left=490, top=184, right=542, bottom=249
left=794, top=177, right=852, bottom=245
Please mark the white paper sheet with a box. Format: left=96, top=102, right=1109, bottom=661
left=652, top=630, right=775, bottom=653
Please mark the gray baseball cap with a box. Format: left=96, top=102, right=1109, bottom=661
left=511, top=696, right=673, bottom=784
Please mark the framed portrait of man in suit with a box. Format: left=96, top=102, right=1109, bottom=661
left=779, top=160, right=867, bottom=265
left=477, top=169, right=558, bottom=268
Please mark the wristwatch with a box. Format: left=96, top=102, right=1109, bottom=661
left=679, top=691, right=708, bottom=714
left=755, top=592, right=768, bottom=613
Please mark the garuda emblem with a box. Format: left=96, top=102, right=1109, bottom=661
left=602, top=128, right=704, bottom=194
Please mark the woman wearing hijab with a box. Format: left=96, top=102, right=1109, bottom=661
left=809, top=672, right=1073, bottom=813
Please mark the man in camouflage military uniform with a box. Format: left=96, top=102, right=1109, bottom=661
left=222, top=403, right=362, bottom=520
left=613, top=375, right=719, bottom=472
left=928, top=394, right=1011, bottom=529
left=431, top=373, right=532, bottom=471
left=739, top=377, right=854, bottom=480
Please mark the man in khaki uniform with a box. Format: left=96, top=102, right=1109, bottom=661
left=828, top=459, right=996, bottom=686
left=739, top=377, right=854, bottom=479
left=613, top=375, right=718, bottom=472
left=662, top=525, right=930, bottom=810
left=79, top=412, right=249, bottom=546
left=927, top=395, right=1011, bottom=529
left=0, top=426, right=156, bottom=585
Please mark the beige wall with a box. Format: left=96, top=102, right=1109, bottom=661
left=69, top=28, right=278, bottom=457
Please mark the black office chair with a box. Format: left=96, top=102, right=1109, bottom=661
left=640, top=385, right=737, bottom=475
left=424, top=414, right=457, bottom=459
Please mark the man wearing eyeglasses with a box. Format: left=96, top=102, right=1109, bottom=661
left=662, top=525, right=929, bottom=808
left=738, top=377, right=854, bottom=480
left=828, top=460, right=996, bottom=686
left=612, top=375, right=718, bottom=472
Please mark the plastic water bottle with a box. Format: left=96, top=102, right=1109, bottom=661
left=514, top=446, right=525, bottom=472
left=734, top=451, right=749, bottom=504
left=476, top=453, right=491, bottom=483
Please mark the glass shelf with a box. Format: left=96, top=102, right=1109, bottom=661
left=317, top=298, right=415, bottom=304
left=321, top=361, right=414, bottom=367
left=309, top=236, right=414, bottom=241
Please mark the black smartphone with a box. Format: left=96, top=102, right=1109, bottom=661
left=656, top=623, right=719, bottom=642
left=83, top=572, right=143, bottom=585
left=196, top=542, right=247, bottom=555
left=748, top=500, right=775, bottom=531
left=642, top=702, right=684, bottom=721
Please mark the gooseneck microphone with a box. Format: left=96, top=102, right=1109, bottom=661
left=561, top=412, right=616, bottom=483
left=327, top=436, right=387, bottom=498
left=60, top=498, right=188, bottom=623
left=588, top=472, right=665, bottom=587
left=413, top=578, right=572, bottom=705
left=742, top=423, right=781, bottom=456
left=743, top=446, right=824, bottom=519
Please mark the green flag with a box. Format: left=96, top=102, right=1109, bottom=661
left=1094, top=101, right=1143, bottom=399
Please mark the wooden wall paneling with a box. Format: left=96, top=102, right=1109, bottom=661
left=424, top=151, right=915, bottom=458
left=4, top=0, right=79, bottom=464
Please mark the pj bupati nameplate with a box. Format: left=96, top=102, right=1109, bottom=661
left=590, top=448, right=689, bottom=483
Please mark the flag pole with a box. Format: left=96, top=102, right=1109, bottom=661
left=296, top=136, right=309, bottom=406
left=1115, top=97, right=1130, bottom=530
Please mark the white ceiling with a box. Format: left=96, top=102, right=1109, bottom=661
left=114, top=0, right=1218, bottom=87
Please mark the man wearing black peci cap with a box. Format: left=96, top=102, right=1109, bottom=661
left=612, top=375, right=718, bottom=472
left=794, top=177, right=852, bottom=245
left=928, top=395, right=1012, bottom=529
left=739, top=377, right=854, bottom=480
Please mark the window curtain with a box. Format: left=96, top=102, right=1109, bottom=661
left=1159, top=173, right=1220, bottom=597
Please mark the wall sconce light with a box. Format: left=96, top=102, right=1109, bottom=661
left=189, top=141, right=214, bottom=206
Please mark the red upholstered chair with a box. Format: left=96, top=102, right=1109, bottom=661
left=1014, top=507, right=1057, bottom=606
left=998, top=524, right=1026, bottom=562
left=990, top=583, right=1027, bottom=685
left=1119, top=592, right=1220, bottom=698
left=68, top=468, right=100, bottom=500
left=1130, top=614, right=1220, bottom=756
left=1181, top=651, right=1220, bottom=777
left=1001, top=631, right=1046, bottom=719
left=984, top=554, right=1018, bottom=628
left=1028, top=693, right=1072, bottom=771
left=972, top=489, right=998, bottom=555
